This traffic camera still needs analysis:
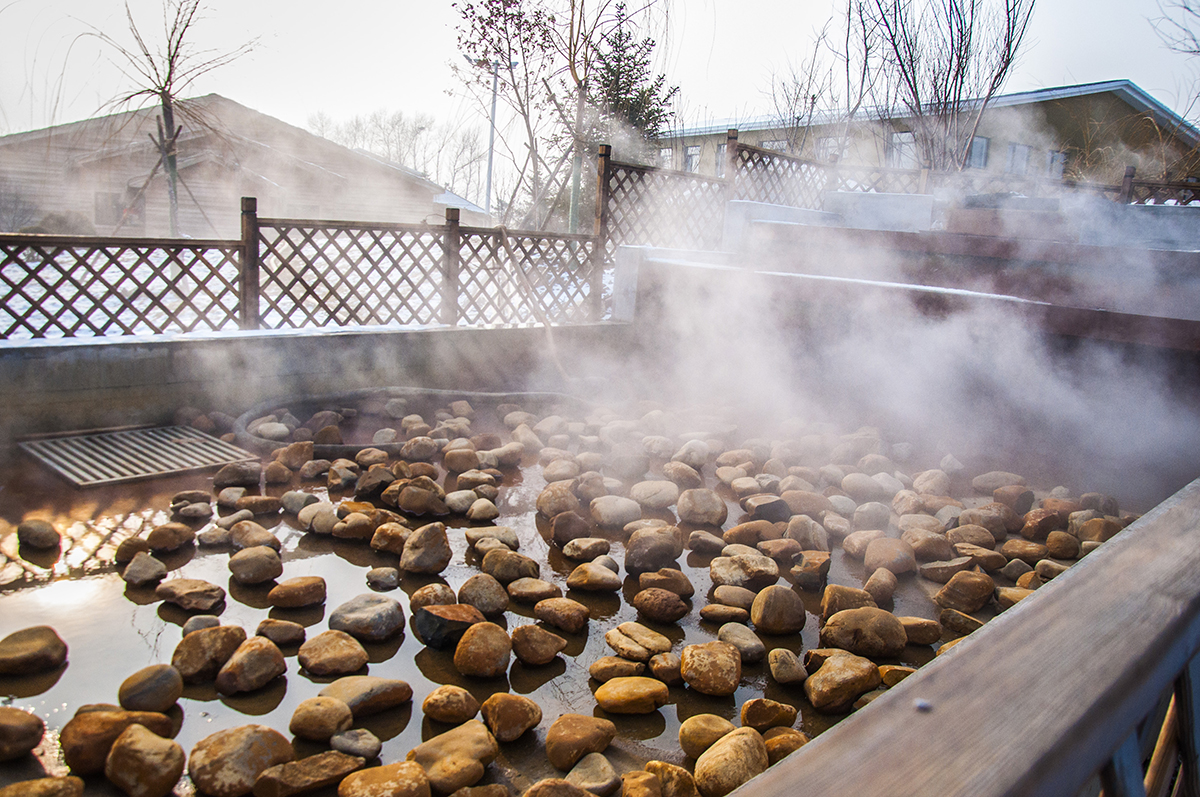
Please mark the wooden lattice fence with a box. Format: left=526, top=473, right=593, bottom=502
left=0, top=201, right=609, bottom=342
left=596, top=146, right=727, bottom=255
left=0, top=236, right=243, bottom=339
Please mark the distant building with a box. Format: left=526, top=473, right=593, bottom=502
left=657, top=80, right=1200, bottom=185
left=0, top=94, right=489, bottom=236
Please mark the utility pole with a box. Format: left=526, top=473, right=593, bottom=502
left=466, top=57, right=518, bottom=219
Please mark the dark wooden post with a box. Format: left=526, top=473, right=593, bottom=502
left=725, top=129, right=740, bottom=196
left=1119, top=165, right=1137, bottom=204
left=239, top=196, right=260, bottom=330
left=441, top=207, right=461, bottom=327
left=589, top=145, right=612, bottom=320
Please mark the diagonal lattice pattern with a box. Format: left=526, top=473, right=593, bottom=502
left=0, top=237, right=241, bottom=339
left=257, top=222, right=446, bottom=329
left=458, top=229, right=600, bottom=326
left=603, top=163, right=727, bottom=255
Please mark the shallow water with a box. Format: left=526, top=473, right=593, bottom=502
left=0, top=399, right=982, bottom=795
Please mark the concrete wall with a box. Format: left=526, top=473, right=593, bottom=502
left=0, top=323, right=633, bottom=458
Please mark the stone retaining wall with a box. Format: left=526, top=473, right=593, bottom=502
left=0, top=323, right=632, bottom=459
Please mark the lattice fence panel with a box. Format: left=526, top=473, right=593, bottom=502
left=458, top=230, right=601, bottom=326
left=604, top=163, right=726, bottom=254
left=1131, top=182, right=1200, bottom=206
left=0, top=237, right=241, bottom=340
left=730, top=147, right=829, bottom=209
left=257, top=222, right=445, bottom=329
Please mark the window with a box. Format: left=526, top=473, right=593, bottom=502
left=816, top=136, right=847, bottom=163
left=1006, top=143, right=1032, bottom=175
left=1046, top=150, right=1068, bottom=179
left=967, top=136, right=989, bottom=169
left=887, top=131, right=918, bottom=169
left=716, top=143, right=726, bottom=177
left=659, top=147, right=673, bottom=169
left=760, top=139, right=787, bottom=152
left=684, top=145, right=701, bottom=173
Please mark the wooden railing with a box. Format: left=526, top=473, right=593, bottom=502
left=0, top=199, right=608, bottom=341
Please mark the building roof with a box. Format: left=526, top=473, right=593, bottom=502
left=662, top=80, right=1200, bottom=149
left=0, top=94, right=459, bottom=200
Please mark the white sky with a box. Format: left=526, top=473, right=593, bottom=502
left=1, top=0, right=1196, bottom=137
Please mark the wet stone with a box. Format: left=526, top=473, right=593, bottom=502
left=633, top=588, right=689, bottom=623
left=804, top=653, right=882, bottom=714
left=187, top=724, right=294, bottom=797
left=568, top=562, right=623, bottom=592
left=413, top=604, right=487, bottom=650
left=329, top=594, right=405, bottom=642
left=820, top=607, right=907, bottom=659
left=298, top=630, right=369, bottom=676
left=0, top=706, right=45, bottom=760
left=563, top=537, right=611, bottom=561
left=694, top=727, right=768, bottom=797
left=268, top=576, right=326, bottom=608
left=366, top=567, right=400, bottom=590
left=339, top=761, right=429, bottom=797
left=512, top=624, right=568, bottom=665
left=228, top=545, right=282, bottom=585
left=594, top=677, right=669, bottom=714
left=678, top=714, right=736, bottom=759
left=330, top=728, right=382, bottom=760
left=740, top=698, right=797, bottom=732
left=405, top=719, right=499, bottom=794
left=182, top=615, right=221, bottom=636
left=257, top=619, right=305, bottom=647
left=680, top=641, right=741, bottom=696
left=750, top=585, right=806, bottom=635
left=459, top=573, right=510, bottom=616
left=122, top=551, right=167, bottom=587
left=423, top=684, right=481, bottom=724
left=481, top=692, right=542, bottom=742
left=717, top=623, right=765, bottom=664
left=319, top=676, right=413, bottom=718
left=118, top=664, right=183, bottom=713
left=566, top=752, right=620, bottom=797
left=547, top=715, right=614, bottom=772
left=103, top=723, right=185, bottom=797
left=767, top=648, right=807, bottom=685
left=155, top=578, right=225, bottom=612
left=536, top=597, right=590, bottom=634
left=60, top=709, right=174, bottom=775
left=508, top=577, right=562, bottom=604
left=589, top=657, right=645, bottom=682
left=215, top=636, right=286, bottom=695
left=0, top=625, right=68, bottom=675
left=454, top=622, right=512, bottom=678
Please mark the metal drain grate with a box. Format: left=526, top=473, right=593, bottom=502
left=20, top=426, right=259, bottom=487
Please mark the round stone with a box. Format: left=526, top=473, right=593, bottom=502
left=0, top=626, right=68, bottom=676
left=422, top=685, right=481, bottom=724
left=187, top=724, right=294, bottom=797
left=678, top=713, right=736, bottom=759
left=750, top=585, right=807, bottom=635
left=511, top=625, right=568, bottom=666
left=453, top=623, right=512, bottom=678
left=0, top=706, right=45, bottom=760
left=545, top=714, right=617, bottom=771
left=480, top=693, right=542, bottom=742
left=593, top=677, right=669, bottom=714
left=16, top=519, right=60, bottom=549
left=329, top=594, right=405, bottom=642
left=632, top=588, right=689, bottom=623
left=289, top=696, right=354, bottom=741
left=118, top=664, right=183, bottom=713
left=298, top=630, right=369, bottom=676
left=680, top=641, right=741, bottom=696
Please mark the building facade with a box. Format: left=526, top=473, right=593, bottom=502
left=656, top=80, right=1200, bottom=186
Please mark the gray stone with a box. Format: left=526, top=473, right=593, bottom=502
left=717, top=623, right=766, bottom=663
left=122, top=551, right=167, bottom=586
left=329, top=594, right=405, bottom=642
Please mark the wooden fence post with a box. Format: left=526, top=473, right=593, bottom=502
left=589, top=144, right=612, bottom=320
left=726, top=129, right=739, bottom=200
left=442, top=207, right=461, bottom=327
left=1119, top=166, right=1137, bottom=204
left=239, top=196, right=260, bottom=330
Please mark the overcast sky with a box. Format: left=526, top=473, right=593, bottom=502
left=1, top=0, right=1196, bottom=138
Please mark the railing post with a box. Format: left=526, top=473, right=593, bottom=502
left=589, top=144, right=612, bottom=320
left=239, top=196, right=260, bottom=330
left=1119, top=166, right=1137, bottom=204
left=441, top=207, right=461, bottom=327
left=726, top=129, right=739, bottom=200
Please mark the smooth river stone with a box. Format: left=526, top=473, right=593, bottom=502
left=678, top=714, right=736, bottom=759
left=750, top=584, right=806, bottom=635
left=453, top=622, right=512, bottom=678
left=819, top=607, right=907, bottom=659
left=405, top=719, right=499, bottom=794
left=0, top=706, right=45, bottom=760
left=480, top=693, right=542, bottom=742
left=155, top=578, right=225, bottom=612
left=103, top=723, right=185, bottom=797
left=594, top=677, right=669, bottom=714
left=188, top=724, right=294, bottom=797
left=546, top=714, right=617, bottom=770
left=171, top=625, right=246, bottom=683
left=329, top=594, right=405, bottom=642
left=804, top=653, right=882, bottom=713
left=118, top=664, right=183, bottom=713
left=0, top=626, right=68, bottom=675
left=60, top=709, right=173, bottom=775
left=319, top=676, right=413, bottom=717
left=298, top=630, right=369, bottom=676
left=215, top=636, right=286, bottom=695
left=680, top=641, right=741, bottom=696
left=422, top=684, right=481, bottom=724
left=693, top=727, right=768, bottom=797
left=289, top=696, right=354, bottom=741
left=338, top=761, right=430, bottom=797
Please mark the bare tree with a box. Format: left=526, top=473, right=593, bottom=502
left=87, top=0, right=255, bottom=235
left=868, top=0, right=1036, bottom=171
